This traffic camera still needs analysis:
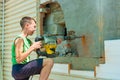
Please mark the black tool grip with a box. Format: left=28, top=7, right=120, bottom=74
left=35, top=36, right=44, bottom=55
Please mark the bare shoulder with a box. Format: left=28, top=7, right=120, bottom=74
left=15, top=37, right=24, bottom=45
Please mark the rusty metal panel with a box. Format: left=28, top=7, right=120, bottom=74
left=57, top=0, right=103, bottom=57
left=53, top=0, right=120, bottom=70
left=55, top=0, right=104, bottom=70
left=39, top=0, right=103, bottom=70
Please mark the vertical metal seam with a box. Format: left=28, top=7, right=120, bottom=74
left=1, top=0, right=5, bottom=80
left=36, top=0, right=40, bottom=35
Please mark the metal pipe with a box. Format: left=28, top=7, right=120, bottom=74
left=1, top=0, right=5, bottom=80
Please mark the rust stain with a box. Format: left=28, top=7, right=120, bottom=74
left=81, top=35, right=89, bottom=56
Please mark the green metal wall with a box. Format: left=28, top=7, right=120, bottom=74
left=42, top=0, right=120, bottom=70
left=49, top=0, right=103, bottom=70
left=102, top=0, right=120, bottom=40
left=57, top=0, right=103, bottom=57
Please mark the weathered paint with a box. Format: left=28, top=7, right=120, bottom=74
left=40, top=0, right=102, bottom=70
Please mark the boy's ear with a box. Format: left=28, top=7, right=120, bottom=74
left=25, top=23, right=29, bottom=28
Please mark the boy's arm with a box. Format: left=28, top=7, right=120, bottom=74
left=15, top=38, right=34, bottom=63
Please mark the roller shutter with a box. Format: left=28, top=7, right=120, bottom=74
left=3, top=0, right=39, bottom=79
left=0, top=1, right=3, bottom=79
left=0, top=1, right=2, bottom=62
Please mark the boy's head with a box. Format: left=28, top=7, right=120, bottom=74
left=20, top=16, right=36, bottom=35
left=20, top=16, right=36, bottom=29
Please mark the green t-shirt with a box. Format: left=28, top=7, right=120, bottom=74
left=11, top=35, right=32, bottom=65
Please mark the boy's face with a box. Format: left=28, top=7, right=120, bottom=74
left=26, top=20, right=36, bottom=35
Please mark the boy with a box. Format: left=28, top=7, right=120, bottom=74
left=11, top=16, right=54, bottom=80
